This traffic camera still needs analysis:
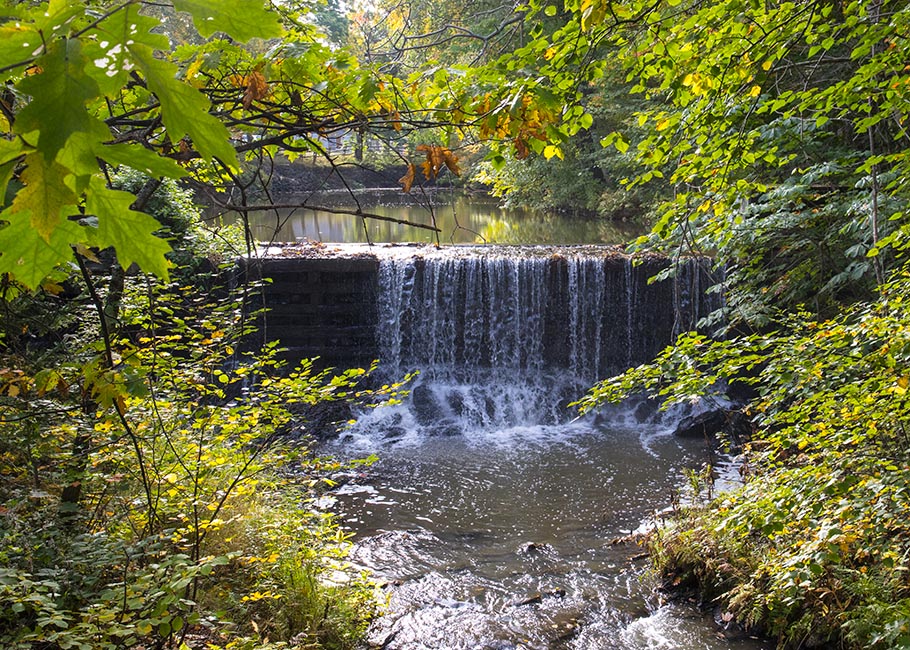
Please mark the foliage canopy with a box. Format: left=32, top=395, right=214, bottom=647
left=5, top=0, right=910, bottom=647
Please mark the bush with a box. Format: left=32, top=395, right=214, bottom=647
left=579, top=269, right=910, bottom=649
left=0, top=275, right=405, bottom=649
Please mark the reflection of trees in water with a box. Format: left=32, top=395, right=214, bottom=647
left=245, top=192, right=644, bottom=245
left=478, top=217, right=642, bottom=245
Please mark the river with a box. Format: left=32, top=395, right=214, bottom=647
left=309, top=249, right=769, bottom=650
left=322, top=385, right=768, bottom=650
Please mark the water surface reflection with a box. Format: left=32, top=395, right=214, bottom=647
left=221, top=190, right=642, bottom=244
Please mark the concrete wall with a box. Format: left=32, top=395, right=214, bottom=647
left=239, top=252, right=719, bottom=372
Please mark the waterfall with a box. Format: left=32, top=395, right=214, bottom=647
left=375, top=250, right=719, bottom=384
left=342, top=248, right=722, bottom=439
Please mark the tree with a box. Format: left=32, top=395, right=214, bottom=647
left=0, top=3, right=424, bottom=647
left=556, top=1, right=910, bottom=646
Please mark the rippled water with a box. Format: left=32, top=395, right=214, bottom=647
left=321, top=385, right=771, bottom=650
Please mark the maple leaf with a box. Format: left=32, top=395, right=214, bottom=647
left=242, top=71, right=269, bottom=109
left=0, top=209, right=86, bottom=289
left=132, top=45, right=238, bottom=167
left=86, top=179, right=172, bottom=280
left=11, top=154, right=78, bottom=241
left=173, top=0, right=283, bottom=42
left=14, top=39, right=101, bottom=161
left=442, top=150, right=461, bottom=176
left=416, top=145, right=459, bottom=180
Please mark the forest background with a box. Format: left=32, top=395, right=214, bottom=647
left=1, top=0, right=910, bottom=648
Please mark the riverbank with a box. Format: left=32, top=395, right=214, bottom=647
left=269, top=159, right=409, bottom=194
left=578, top=289, right=910, bottom=650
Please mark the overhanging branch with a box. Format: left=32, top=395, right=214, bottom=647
left=215, top=202, right=441, bottom=233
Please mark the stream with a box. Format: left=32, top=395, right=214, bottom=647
left=305, top=247, right=767, bottom=648
left=320, top=381, right=771, bottom=650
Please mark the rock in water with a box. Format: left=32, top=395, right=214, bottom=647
left=673, top=409, right=727, bottom=438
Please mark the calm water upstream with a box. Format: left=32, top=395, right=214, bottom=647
left=229, top=190, right=642, bottom=245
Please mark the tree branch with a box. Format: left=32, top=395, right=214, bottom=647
left=215, top=202, right=442, bottom=233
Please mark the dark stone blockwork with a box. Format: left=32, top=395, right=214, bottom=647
left=239, top=248, right=721, bottom=377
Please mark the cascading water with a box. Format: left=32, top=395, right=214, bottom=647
left=357, top=248, right=719, bottom=438
left=320, top=246, right=765, bottom=650
left=375, top=249, right=715, bottom=380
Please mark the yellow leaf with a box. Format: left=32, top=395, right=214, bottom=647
left=74, top=243, right=100, bottom=263
left=115, top=394, right=127, bottom=416
left=13, top=154, right=77, bottom=242
left=185, top=55, right=205, bottom=87
left=40, top=279, right=64, bottom=295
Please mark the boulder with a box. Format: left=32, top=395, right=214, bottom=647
left=673, top=408, right=728, bottom=439
left=411, top=384, right=441, bottom=426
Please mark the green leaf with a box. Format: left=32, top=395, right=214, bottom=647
left=173, top=0, right=283, bottom=42
left=56, top=120, right=114, bottom=189
left=87, top=4, right=170, bottom=95
left=0, top=210, right=85, bottom=289
left=0, top=160, right=18, bottom=208
left=615, top=135, right=630, bottom=154
left=131, top=46, right=238, bottom=167
left=0, top=24, right=41, bottom=79
left=11, top=154, right=79, bottom=240
left=0, top=139, right=25, bottom=207
left=98, top=144, right=186, bottom=180
left=0, top=139, right=25, bottom=167
left=86, top=179, right=172, bottom=280
left=15, top=39, right=101, bottom=161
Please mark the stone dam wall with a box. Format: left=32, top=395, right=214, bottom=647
left=238, top=246, right=721, bottom=378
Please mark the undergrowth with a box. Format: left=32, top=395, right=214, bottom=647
left=0, top=266, right=404, bottom=649
left=579, top=270, right=910, bottom=649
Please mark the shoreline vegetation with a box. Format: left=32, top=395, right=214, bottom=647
left=578, top=282, right=910, bottom=648
left=0, top=175, right=403, bottom=649
left=3, top=0, right=910, bottom=646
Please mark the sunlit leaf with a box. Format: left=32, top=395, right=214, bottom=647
left=14, top=39, right=101, bottom=161
left=10, top=153, right=78, bottom=241
left=0, top=209, right=85, bottom=288
left=131, top=45, right=238, bottom=167
left=86, top=179, right=172, bottom=280
left=173, top=0, right=283, bottom=42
